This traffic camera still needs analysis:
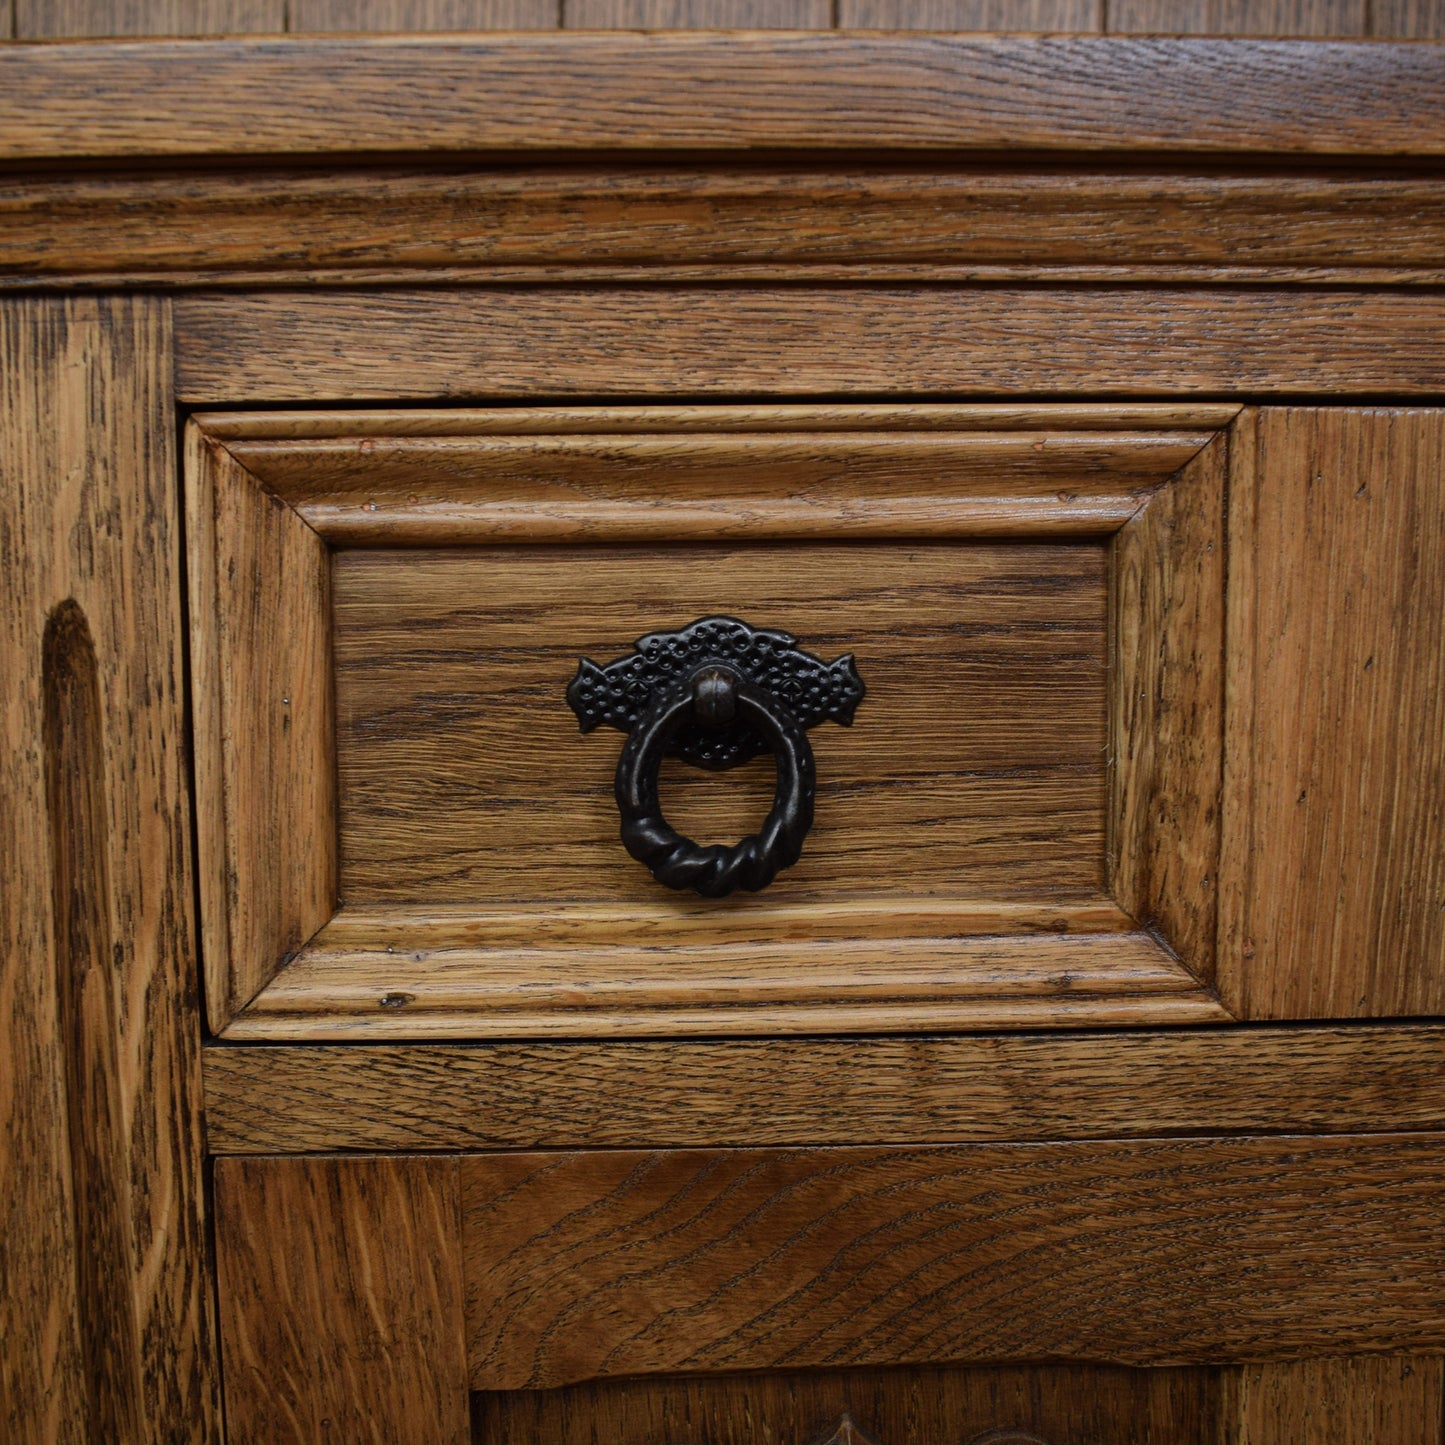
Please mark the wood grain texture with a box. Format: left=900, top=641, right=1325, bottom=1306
left=227, top=429, right=1212, bottom=542
left=2, top=37, right=1444, bottom=161
left=0, top=299, right=217, bottom=1441
left=566, top=0, right=830, bottom=23
left=196, top=403, right=1229, bottom=1040
left=42, top=602, right=142, bottom=1442
left=1110, top=432, right=1225, bottom=980
left=1221, top=408, right=1445, bottom=1019
left=10, top=166, right=1445, bottom=289
left=463, top=1136, right=1445, bottom=1387
left=186, top=427, right=336, bottom=1032
left=473, top=1361, right=1216, bottom=1445
left=202, top=1023, right=1445, bottom=1153
left=174, top=288, right=1445, bottom=401
left=214, top=1156, right=468, bottom=1445
left=14, top=0, right=282, bottom=34
left=1224, top=1356, right=1445, bottom=1444
left=200, top=402, right=1243, bottom=437
left=291, top=0, right=559, bottom=27
left=1108, top=0, right=1364, bottom=35
left=840, top=0, right=1101, bottom=26
left=228, top=924, right=1223, bottom=1039
left=1373, top=0, right=1445, bottom=37
left=329, top=541, right=1110, bottom=905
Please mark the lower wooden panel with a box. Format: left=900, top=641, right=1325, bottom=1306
left=212, top=1148, right=1445, bottom=1443
left=473, top=1356, right=1445, bottom=1445
left=1226, top=1356, right=1445, bottom=1445
left=472, top=1361, right=1222, bottom=1445
left=462, top=1138, right=1445, bottom=1389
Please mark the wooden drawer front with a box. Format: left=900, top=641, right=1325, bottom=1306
left=188, top=403, right=1237, bottom=1039
left=187, top=402, right=1445, bottom=1040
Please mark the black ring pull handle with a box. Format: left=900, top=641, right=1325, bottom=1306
left=566, top=616, right=866, bottom=898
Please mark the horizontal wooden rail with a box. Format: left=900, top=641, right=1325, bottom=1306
left=203, top=1023, right=1445, bottom=1152
left=0, top=36, right=1442, bottom=161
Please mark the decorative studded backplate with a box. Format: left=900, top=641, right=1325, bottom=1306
left=566, top=615, right=866, bottom=769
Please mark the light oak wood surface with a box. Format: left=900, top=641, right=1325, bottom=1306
left=13, top=0, right=283, bottom=33
left=1222, top=408, right=1445, bottom=1018
left=214, top=1155, right=469, bottom=1444
left=566, top=0, right=830, bottom=22
left=1110, top=430, right=1226, bottom=983
left=2, top=37, right=1443, bottom=161
left=210, top=1147, right=1445, bottom=1439
left=291, top=0, right=559, bottom=26
left=1374, top=0, right=1445, bottom=35
left=201, top=1023, right=1445, bottom=1152
left=9, top=29, right=1445, bottom=1442
left=0, top=299, right=217, bottom=1441
left=230, top=926, right=1223, bottom=1039
left=331, top=541, right=1110, bottom=903
left=7, top=0, right=1441, bottom=35
left=186, top=426, right=336, bottom=1031
left=232, top=431, right=1210, bottom=541
left=839, top=0, right=1102, bottom=24
left=174, top=288, right=1445, bottom=400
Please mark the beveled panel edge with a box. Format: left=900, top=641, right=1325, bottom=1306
left=184, top=423, right=339, bottom=1035
left=213, top=421, right=1220, bottom=544
left=195, top=405, right=1227, bottom=548
left=221, top=927, right=1226, bottom=1042
left=1, top=36, right=1443, bottom=162
left=195, top=403, right=1244, bottom=439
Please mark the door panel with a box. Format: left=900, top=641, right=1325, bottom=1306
left=215, top=1151, right=1445, bottom=1443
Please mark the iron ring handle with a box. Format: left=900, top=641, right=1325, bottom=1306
left=615, top=666, right=816, bottom=898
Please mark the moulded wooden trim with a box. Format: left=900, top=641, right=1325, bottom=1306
left=1, top=36, right=1443, bottom=162
left=220, top=916, right=1225, bottom=1041
left=7, top=163, right=1445, bottom=290
left=196, top=402, right=1243, bottom=438
left=221, top=427, right=1216, bottom=544
left=201, top=1022, right=1445, bottom=1154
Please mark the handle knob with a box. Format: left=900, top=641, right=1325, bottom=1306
left=566, top=616, right=865, bottom=897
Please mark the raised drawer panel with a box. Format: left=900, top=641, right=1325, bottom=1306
left=187, top=403, right=1231, bottom=1039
